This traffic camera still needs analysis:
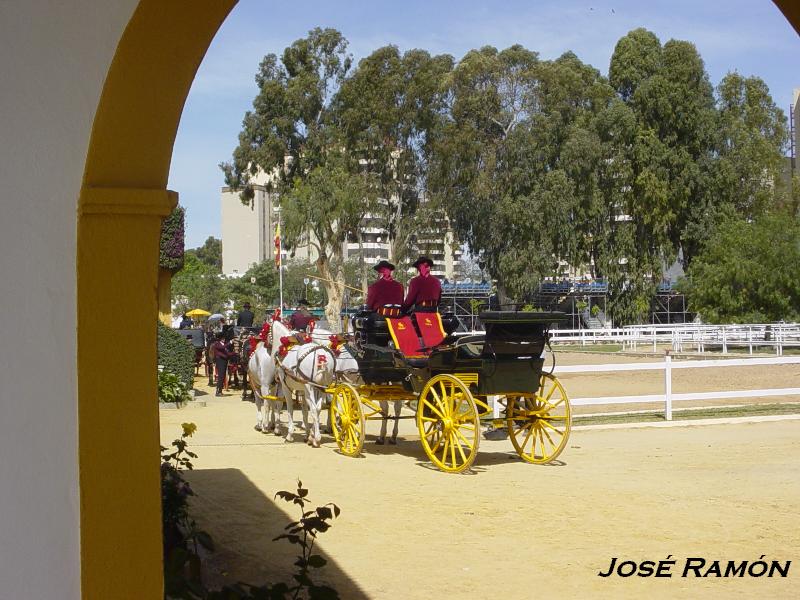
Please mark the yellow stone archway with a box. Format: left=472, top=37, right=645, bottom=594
left=77, top=1, right=235, bottom=597
left=75, top=1, right=797, bottom=597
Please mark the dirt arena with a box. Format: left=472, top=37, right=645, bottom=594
left=160, top=351, right=800, bottom=599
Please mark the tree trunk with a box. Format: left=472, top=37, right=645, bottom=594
left=318, top=257, right=344, bottom=332
left=356, top=231, right=369, bottom=296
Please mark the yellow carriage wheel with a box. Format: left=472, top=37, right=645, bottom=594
left=506, top=373, right=571, bottom=464
left=416, top=374, right=480, bottom=473
left=330, top=383, right=366, bottom=457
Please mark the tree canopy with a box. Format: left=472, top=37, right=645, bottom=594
left=682, top=213, right=800, bottom=323
left=221, top=27, right=794, bottom=326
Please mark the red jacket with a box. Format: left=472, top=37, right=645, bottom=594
left=402, top=274, right=442, bottom=312
left=288, top=309, right=315, bottom=331
left=366, top=277, right=404, bottom=311
left=211, top=340, right=232, bottom=360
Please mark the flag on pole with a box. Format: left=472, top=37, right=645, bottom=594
left=274, top=223, right=281, bottom=268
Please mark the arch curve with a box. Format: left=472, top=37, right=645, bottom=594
left=77, top=1, right=235, bottom=597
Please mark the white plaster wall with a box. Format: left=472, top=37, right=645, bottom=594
left=221, top=187, right=265, bottom=275
left=0, top=1, right=138, bottom=597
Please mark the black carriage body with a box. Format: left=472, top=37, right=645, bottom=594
left=424, top=312, right=565, bottom=394
left=178, top=328, right=206, bottom=349
left=349, top=311, right=408, bottom=385
left=350, top=309, right=566, bottom=395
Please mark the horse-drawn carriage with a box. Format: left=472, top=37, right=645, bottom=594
left=325, top=309, right=571, bottom=473
left=177, top=328, right=207, bottom=376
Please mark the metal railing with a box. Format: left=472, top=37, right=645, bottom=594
left=550, top=323, right=800, bottom=356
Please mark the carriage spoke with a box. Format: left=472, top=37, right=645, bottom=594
left=540, top=418, right=563, bottom=435
left=520, top=424, right=534, bottom=454
left=440, top=435, right=451, bottom=465
left=450, top=434, right=458, bottom=468
left=421, top=398, right=445, bottom=420
left=540, top=424, right=557, bottom=449
left=543, top=382, right=557, bottom=403
left=452, top=427, right=471, bottom=447
left=454, top=435, right=468, bottom=464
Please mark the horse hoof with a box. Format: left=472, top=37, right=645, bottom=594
left=285, top=435, right=293, bottom=443
left=273, top=429, right=282, bottom=437
left=388, top=438, right=398, bottom=445
left=254, top=424, right=263, bottom=432
left=312, top=439, right=321, bottom=448
left=375, top=438, right=385, bottom=445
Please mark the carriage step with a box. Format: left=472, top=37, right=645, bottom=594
left=453, top=373, right=479, bottom=386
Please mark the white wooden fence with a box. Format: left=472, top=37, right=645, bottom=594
left=551, top=354, right=800, bottom=420
left=550, top=323, right=800, bottom=356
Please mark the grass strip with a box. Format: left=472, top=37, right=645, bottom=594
left=573, top=402, right=800, bottom=426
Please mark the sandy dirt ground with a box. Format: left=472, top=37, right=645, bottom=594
left=160, top=352, right=800, bottom=599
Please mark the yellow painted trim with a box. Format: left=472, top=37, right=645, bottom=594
left=77, top=1, right=236, bottom=598
left=386, top=317, right=403, bottom=350
left=80, top=187, right=178, bottom=216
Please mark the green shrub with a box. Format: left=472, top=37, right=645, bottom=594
left=158, top=369, right=191, bottom=404
left=157, top=321, right=195, bottom=386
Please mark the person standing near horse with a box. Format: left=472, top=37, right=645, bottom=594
left=211, top=332, right=234, bottom=397
left=236, top=302, right=254, bottom=327
left=366, top=259, right=404, bottom=316
left=288, top=299, right=315, bottom=332
left=401, top=256, right=441, bottom=314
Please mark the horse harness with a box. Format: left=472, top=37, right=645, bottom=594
left=277, top=343, right=338, bottom=390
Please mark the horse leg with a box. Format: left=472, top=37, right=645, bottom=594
left=283, top=386, right=294, bottom=442
left=389, top=400, right=401, bottom=444
left=299, top=391, right=311, bottom=440
left=272, top=391, right=283, bottom=435
left=377, top=400, right=388, bottom=444
left=324, top=398, right=333, bottom=435
left=241, top=369, right=249, bottom=399
left=307, top=388, right=321, bottom=447
left=253, top=388, right=264, bottom=432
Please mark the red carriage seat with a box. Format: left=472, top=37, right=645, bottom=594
left=386, top=317, right=426, bottom=359
left=414, top=312, right=446, bottom=349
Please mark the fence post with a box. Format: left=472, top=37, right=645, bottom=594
left=722, top=327, right=727, bottom=354
left=652, top=327, right=657, bottom=353
left=664, top=350, right=672, bottom=421
left=748, top=326, right=752, bottom=355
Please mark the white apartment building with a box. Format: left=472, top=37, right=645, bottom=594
left=222, top=183, right=462, bottom=280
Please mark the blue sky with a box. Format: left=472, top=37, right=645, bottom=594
left=168, top=0, right=800, bottom=248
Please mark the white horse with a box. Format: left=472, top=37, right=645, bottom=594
left=277, top=342, right=336, bottom=447
left=271, top=320, right=363, bottom=446
left=247, top=341, right=282, bottom=436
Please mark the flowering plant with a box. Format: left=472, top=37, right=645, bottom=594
left=159, top=206, right=185, bottom=272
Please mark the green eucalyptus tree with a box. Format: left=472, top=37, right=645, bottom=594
left=334, top=45, right=453, bottom=283
left=430, top=46, right=612, bottom=300
left=682, top=213, right=800, bottom=323
left=220, top=28, right=363, bottom=329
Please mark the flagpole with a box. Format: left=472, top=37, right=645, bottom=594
left=277, top=213, right=284, bottom=312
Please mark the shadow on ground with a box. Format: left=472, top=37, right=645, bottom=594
left=185, top=468, right=369, bottom=598
left=324, top=429, right=568, bottom=473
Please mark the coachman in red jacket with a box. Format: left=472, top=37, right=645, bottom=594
left=366, top=260, right=404, bottom=316
left=401, top=256, right=441, bottom=314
